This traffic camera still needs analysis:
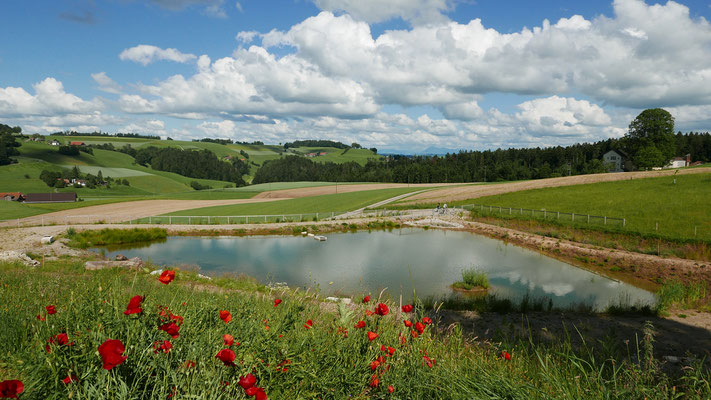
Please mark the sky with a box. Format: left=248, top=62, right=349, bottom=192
left=1, top=0, right=711, bottom=153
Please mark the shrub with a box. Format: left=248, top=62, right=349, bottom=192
left=453, top=268, right=489, bottom=290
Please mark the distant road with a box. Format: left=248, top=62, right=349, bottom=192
left=401, top=167, right=711, bottom=204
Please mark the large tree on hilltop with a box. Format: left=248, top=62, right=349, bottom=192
left=624, top=108, right=676, bottom=169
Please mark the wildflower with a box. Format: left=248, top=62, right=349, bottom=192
left=153, top=340, right=172, bottom=354
left=276, top=359, right=291, bottom=372
left=403, top=320, right=412, bottom=328
left=422, top=317, right=432, bottom=325
left=46, top=305, right=57, bottom=315
left=274, top=298, right=282, bottom=307
left=158, top=270, right=175, bottom=284
left=367, top=331, right=379, bottom=341
left=370, top=360, right=380, bottom=371
left=215, top=349, right=236, bottom=366
left=158, top=322, right=180, bottom=339
left=500, top=351, right=511, bottom=361
left=238, top=373, right=256, bottom=390
left=423, top=355, right=435, bottom=368
left=36, top=314, right=45, bottom=321
left=62, top=374, right=79, bottom=385
left=354, top=320, right=366, bottom=329
left=388, top=385, right=395, bottom=393
left=223, top=334, right=235, bottom=347
left=246, top=386, right=268, bottom=400
left=386, top=346, right=396, bottom=356
left=411, top=330, right=418, bottom=339
left=0, top=380, right=24, bottom=398
left=362, top=295, right=370, bottom=303
left=415, top=322, right=425, bottom=335
left=183, top=360, right=195, bottom=368
left=123, top=295, right=144, bottom=315
left=375, top=303, right=389, bottom=316
left=365, top=309, right=374, bottom=316
left=304, top=319, right=313, bottom=329
left=98, top=339, right=127, bottom=370
left=401, top=304, right=413, bottom=313
left=45, top=332, right=74, bottom=352
left=219, top=310, right=232, bottom=323
left=369, top=374, right=379, bottom=388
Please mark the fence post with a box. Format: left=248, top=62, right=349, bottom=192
left=656, top=222, right=658, bottom=231
left=264, top=215, right=267, bottom=223
left=509, top=207, right=512, bottom=214
left=604, top=216, right=607, bottom=225
left=170, top=216, right=172, bottom=225
left=557, top=212, right=560, bottom=220
left=544, top=210, right=546, bottom=219
left=208, top=216, right=211, bottom=224
left=520, top=208, right=522, bottom=214
left=572, top=214, right=575, bottom=222
left=623, top=218, right=626, bottom=227
left=189, top=216, right=191, bottom=224
left=587, top=215, right=590, bottom=223
left=149, top=216, right=152, bottom=224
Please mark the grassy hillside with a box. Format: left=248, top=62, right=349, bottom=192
left=457, top=173, right=711, bottom=241
left=165, top=187, right=425, bottom=216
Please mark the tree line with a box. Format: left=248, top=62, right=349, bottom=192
left=50, top=131, right=160, bottom=139
left=0, top=124, right=21, bottom=166
left=133, top=147, right=249, bottom=186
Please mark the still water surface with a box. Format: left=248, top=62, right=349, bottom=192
left=98, top=229, right=655, bottom=309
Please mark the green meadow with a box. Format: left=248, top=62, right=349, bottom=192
left=0, top=258, right=708, bottom=399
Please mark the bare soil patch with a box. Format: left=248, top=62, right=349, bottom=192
left=402, top=167, right=711, bottom=204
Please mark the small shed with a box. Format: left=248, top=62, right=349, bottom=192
left=24, top=193, right=77, bottom=203
left=69, top=141, right=85, bottom=146
left=0, top=192, right=25, bottom=201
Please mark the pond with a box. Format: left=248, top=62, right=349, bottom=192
left=96, top=228, right=656, bottom=310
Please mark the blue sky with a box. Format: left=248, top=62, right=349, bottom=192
left=1, top=0, right=711, bottom=153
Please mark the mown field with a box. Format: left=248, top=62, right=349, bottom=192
left=436, top=173, right=711, bottom=241
left=0, top=258, right=708, bottom=399
left=164, top=188, right=425, bottom=217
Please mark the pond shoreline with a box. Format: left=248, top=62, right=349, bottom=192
left=1, top=215, right=708, bottom=292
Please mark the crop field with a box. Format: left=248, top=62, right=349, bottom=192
left=457, top=173, right=711, bottom=241
left=164, top=188, right=424, bottom=217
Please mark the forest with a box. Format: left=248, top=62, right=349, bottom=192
left=133, top=147, right=249, bottom=186
left=253, top=133, right=711, bottom=184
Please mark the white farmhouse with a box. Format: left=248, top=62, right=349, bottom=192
left=602, top=150, right=626, bottom=172
left=666, top=154, right=690, bottom=169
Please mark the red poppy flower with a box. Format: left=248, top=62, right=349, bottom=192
left=158, top=322, right=180, bottom=338
left=0, top=380, right=24, bottom=398
left=369, top=374, right=379, bottom=388
left=158, top=270, right=175, bottom=285
left=364, top=309, right=374, bottom=316
left=387, top=346, right=396, bottom=355
left=411, top=330, right=418, bottom=339
left=273, top=298, right=282, bottom=307
left=388, top=385, right=394, bottom=393
left=354, top=320, right=366, bottom=329
left=304, top=319, right=313, bottom=329
left=62, top=374, right=78, bottom=385
left=219, top=310, right=232, bottom=323
left=401, top=304, right=413, bottom=313
left=98, top=339, right=127, bottom=370
left=423, top=355, right=435, bottom=368
left=367, top=331, right=379, bottom=341
left=403, top=320, right=413, bottom=328
left=422, top=317, right=433, bottom=325
left=362, top=295, right=370, bottom=303
left=153, top=340, right=172, bottom=354
left=375, top=303, right=389, bottom=316
left=223, top=334, right=235, bottom=347
left=370, top=360, right=380, bottom=371
left=36, top=314, right=45, bottom=321
left=45, top=332, right=74, bottom=352
left=215, top=348, right=236, bottom=366
left=500, top=351, right=511, bottom=361
left=183, top=360, right=195, bottom=368
left=123, top=295, right=144, bottom=315
left=415, top=322, right=425, bottom=335
left=171, top=314, right=184, bottom=324
left=238, top=373, right=256, bottom=390
left=46, top=305, right=57, bottom=315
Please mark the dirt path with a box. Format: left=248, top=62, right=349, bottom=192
left=253, top=183, right=459, bottom=199
left=0, top=198, right=287, bottom=227
left=401, top=167, right=711, bottom=204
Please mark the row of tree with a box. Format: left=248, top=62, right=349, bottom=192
left=132, top=147, right=249, bottom=186
left=50, top=131, right=160, bottom=139
left=39, top=167, right=129, bottom=189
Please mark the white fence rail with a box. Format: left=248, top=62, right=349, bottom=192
left=460, top=203, right=626, bottom=227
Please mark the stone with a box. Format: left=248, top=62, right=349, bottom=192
left=115, top=254, right=128, bottom=261
left=40, top=236, right=55, bottom=244
left=85, top=257, right=144, bottom=271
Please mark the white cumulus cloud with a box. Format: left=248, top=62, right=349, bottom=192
left=119, top=45, right=197, bottom=66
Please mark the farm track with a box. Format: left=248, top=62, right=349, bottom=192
left=401, top=167, right=711, bottom=204
left=252, top=182, right=460, bottom=199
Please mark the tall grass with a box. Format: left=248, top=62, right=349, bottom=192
left=66, top=228, right=167, bottom=248
left=1, top=261, right=709, bottom=399
left=657, top=280, right=708, bottom=312
left=452, top=268, right=489, bottom=290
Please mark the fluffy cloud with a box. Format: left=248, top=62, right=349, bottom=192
left=0, top=78, right=102, bottom=117
left=123, top=119, right=166, bottom=134
left=312, top=0, right=453, bottom=24
left=91, top=72, right=122, bottom=94
left=148, top=0, right=227, bottom=17
left=119, top=45, right=197, bottom=65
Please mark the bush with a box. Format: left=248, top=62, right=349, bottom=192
left=453, top=268, right=489, bottom=290
left=57, top=145, right=80, bottom=156
left=190, top=181, right=212, bottom=191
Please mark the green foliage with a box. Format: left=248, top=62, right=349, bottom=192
left=453, top=268, right=489, bottom=290
left=0, top=126, right=21, bottom=166
left=66, top=228, right=167, bottom=248
left=625, top=108, right=676, bottom=168
left=189, top=181, right=212, bottom=191
left=57, top=145, right=80, bottom=156
left=0, top=262, right=709, bottom=399
left=134, top=147, right=247, bottom=186
left=657, top=280, right=708, bottom=312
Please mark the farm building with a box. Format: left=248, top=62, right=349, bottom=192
left=49, top=140, right=61, bottom=146
left=602, top=149, right=628, bottom=172
left=24, top=193, right=77, bottom=203
left=0, top=192, right=25, bottom=201
left=69, top=141, right=85, bottom=146
left=665, top=154, right=691, bottom=169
